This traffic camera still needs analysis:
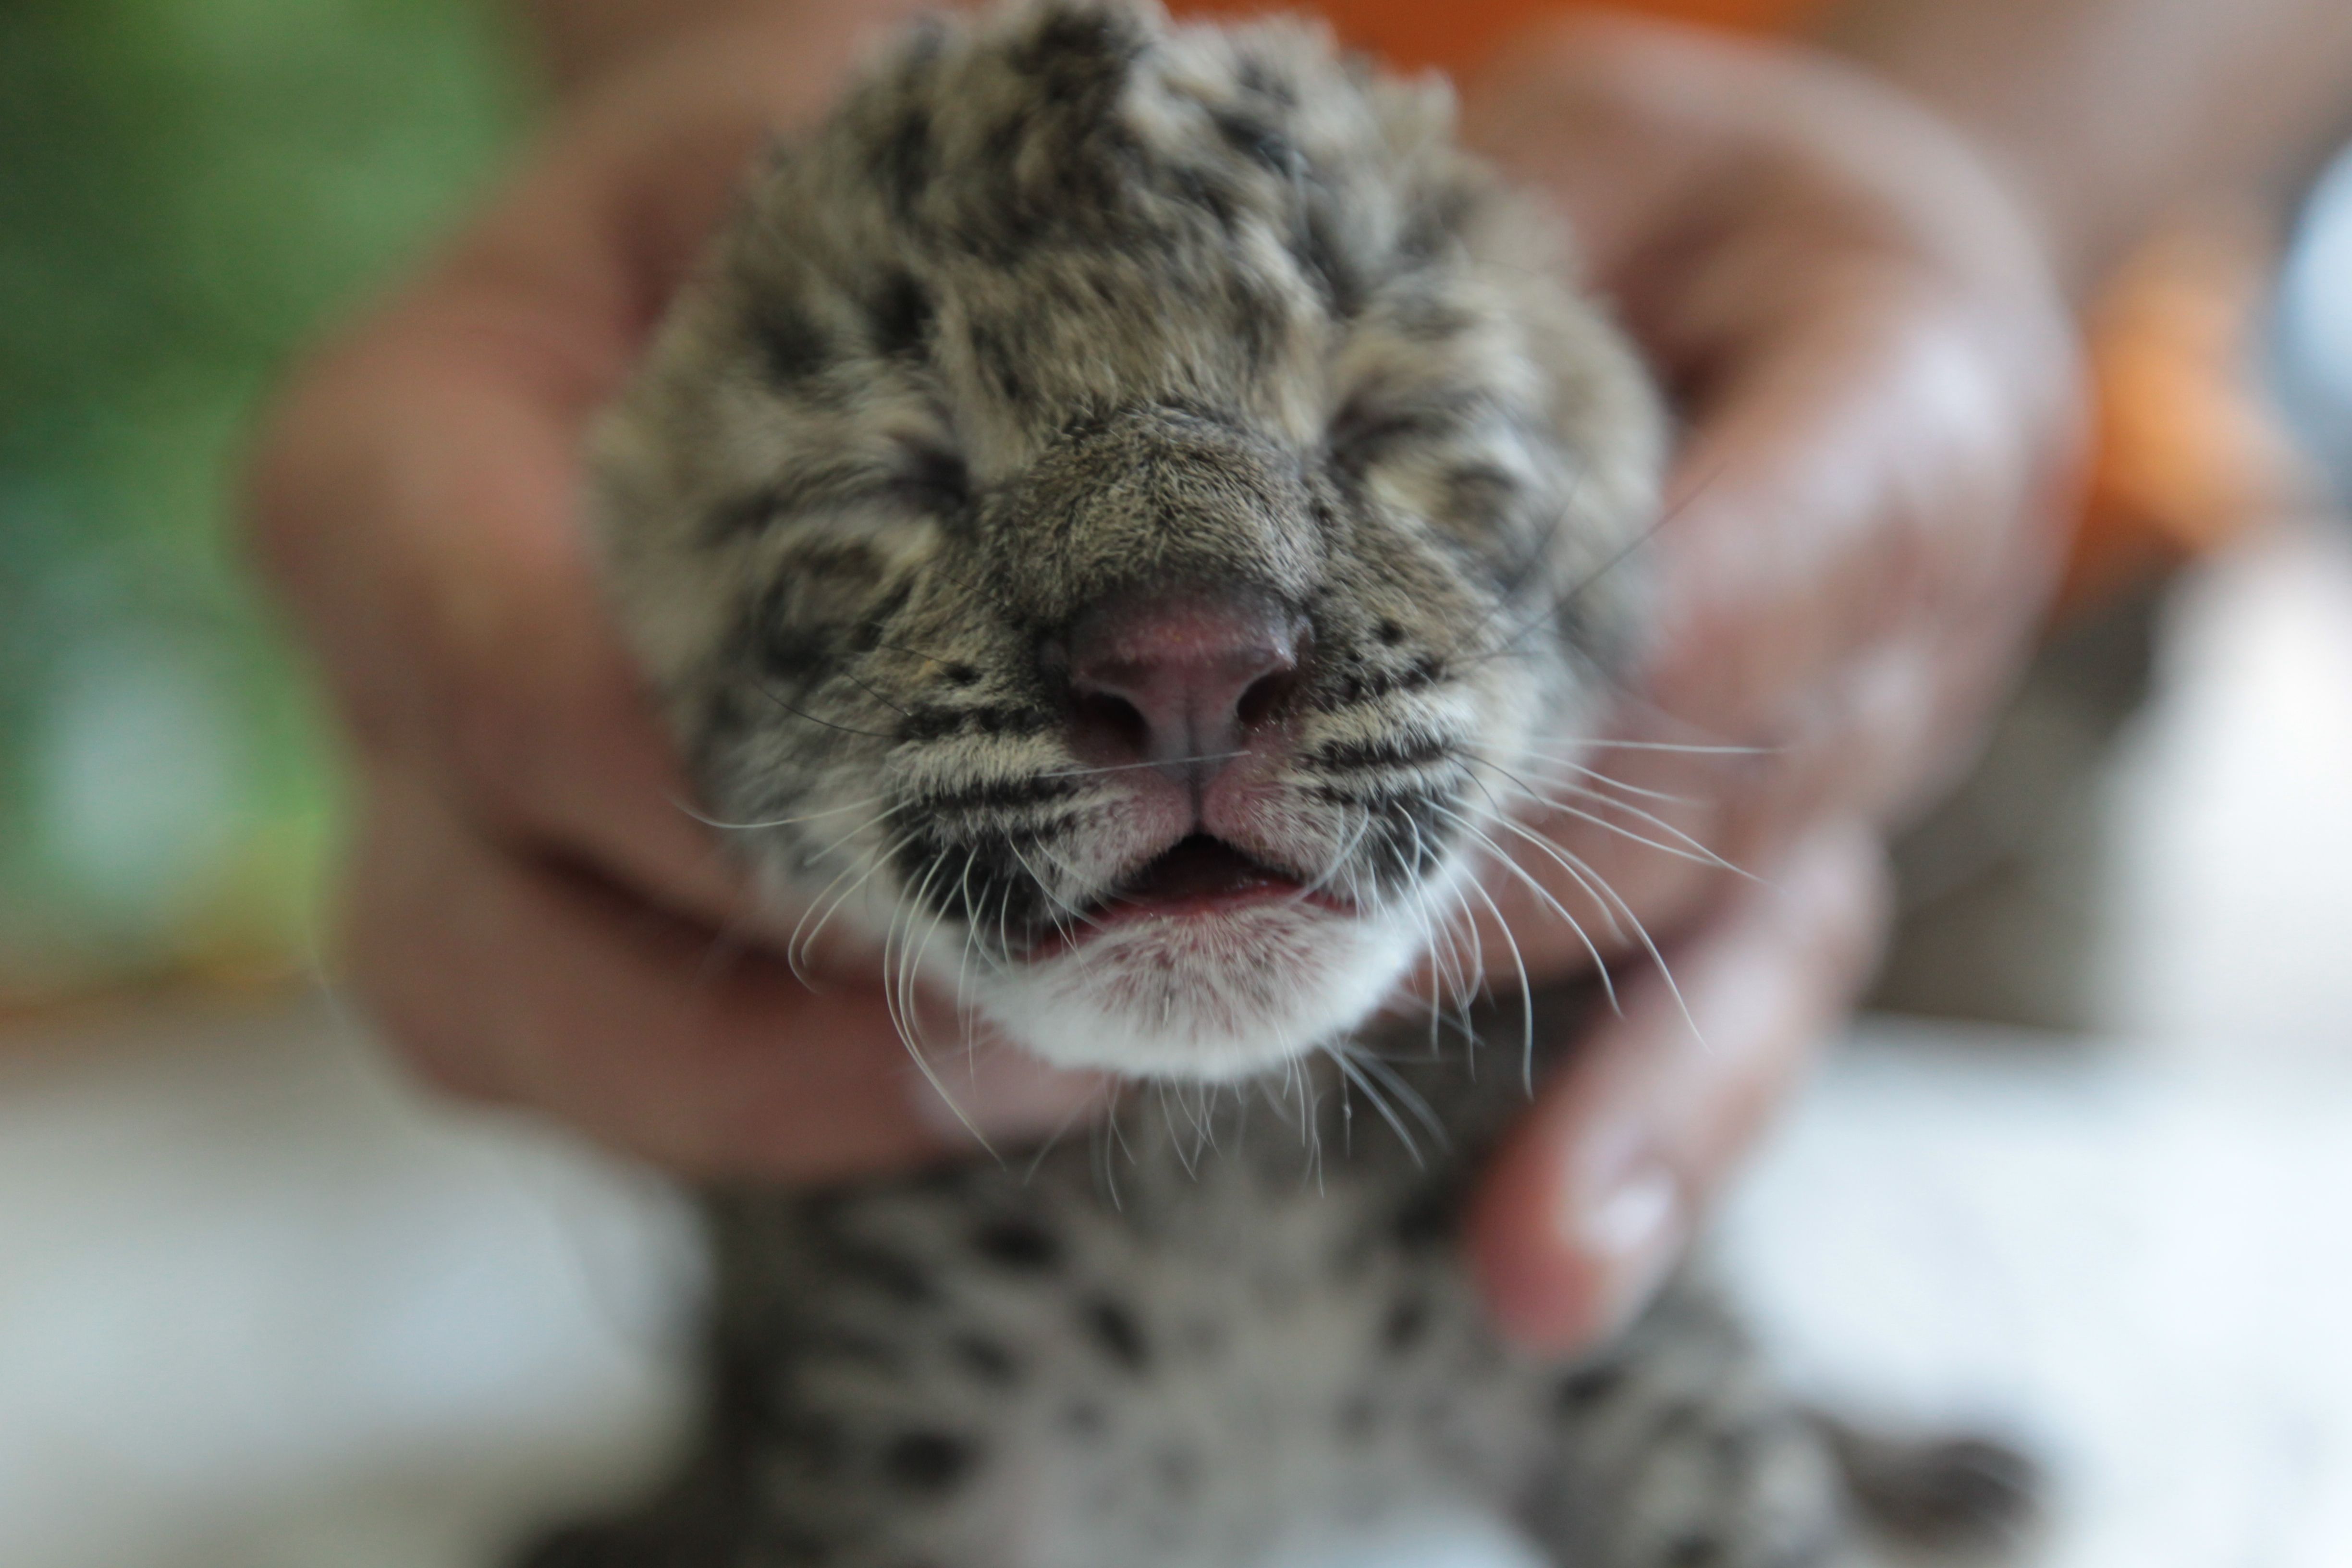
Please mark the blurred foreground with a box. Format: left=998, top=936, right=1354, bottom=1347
left=6, top=998, right=2349, bottom=1568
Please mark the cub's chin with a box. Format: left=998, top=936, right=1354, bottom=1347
left=968, top=902, right=1428, bottom=1083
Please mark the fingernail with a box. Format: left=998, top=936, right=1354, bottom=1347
left=1564, top=1154, right=1687, bottom=1341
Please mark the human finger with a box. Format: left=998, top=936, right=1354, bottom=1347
left=1464, top=270, right=2067, bottom=984
left=245, top=5, right=927, bottom=915
left=1466, top=819, right=1889, bottom=1353
left=344, top=767, right=1098, bottom=1179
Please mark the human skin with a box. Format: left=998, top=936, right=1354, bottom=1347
left=245, top=0, right=2351, bottom=1354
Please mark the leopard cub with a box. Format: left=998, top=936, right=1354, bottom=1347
left=538, top=3, right=2037, bottom=1565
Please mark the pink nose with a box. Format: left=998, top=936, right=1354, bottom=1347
left=1065, top=588, right=1303, bottom=771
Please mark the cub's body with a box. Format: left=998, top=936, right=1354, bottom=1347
left=546, top=4, right=2031, bottom=1564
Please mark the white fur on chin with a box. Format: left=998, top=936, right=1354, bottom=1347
left=971, top=903, right=1425, bottom=1082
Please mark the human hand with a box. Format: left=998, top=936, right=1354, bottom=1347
left=1451, top=13, right=2086, bottom=1351
left=250, top=1, right=2079, bottom=1349
left=247, top=2, right=1104, bottom=1179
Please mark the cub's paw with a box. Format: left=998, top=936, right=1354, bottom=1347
left=1823, top=1421, right=2044, bottom=1561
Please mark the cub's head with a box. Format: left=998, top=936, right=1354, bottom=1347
left=592, top=0, right=1661, bottom=1081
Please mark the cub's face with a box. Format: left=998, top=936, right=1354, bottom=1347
left=593, top=1, right=1660, bottom=1081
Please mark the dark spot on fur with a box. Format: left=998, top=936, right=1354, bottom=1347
left=1171, top=164, right=1241, bottom=233
left=1293, top=204, right=1364, bottom=318
left=1382, top=1295, right=1432, bottom=1353
left=1838, top=1434, right=2042, bottom=1549
left=1376, top=619, right=1406, bottom=646
left=755, top=615, right=835, bottom=682
left=706, top=490, right=774, bottom=542
left=979, top=706, right=1054, bottom=736
left=893, top=445, right=969, bottom=515
left=1226, top=276, right=1288, bottom=368
left=1017, top=3, right=1145, bottom=89
left=881, top=106, right=933, bottom=216
left=1314, top=735, right=1451, bottom=773
left=882, top=1430, right=977, bottom=1495
left=1399, top=184, right=1475, bottom=265
left=1662, top=1533, right=1726, bottom=1568
left=695, top=686, right=750, bottom=766
left=970, top=321, right=1030, bottom=404
left=1326, top=403, right=1446, bottom=477
left=974, top=1217, right=1063, bottom=1271
left=773, top=1410, right=850, bottom=1479
left=942, top=662, right=980, bottom=687
left=710, top=453, right=941, bottom=539
left=950, top=1335, right=1021, bottom=1386
left=870, top=272, right=935, bottom=360
left=895, top=707, right=966, bottom=743
left=751, top=298, right=833, bottom=386
left=970, top=112, right=1052, bottom=257
left=1212, top=110, right=1299, bottom=175
left=1554, top=1361, right=1628, bottom=1412
left=916, top=776, right=1079, bottom=816
left=1236, top=58, right=1283, bottom=102
left=1081, top=1296, right=1150, bottom=1372
left=818, top=1237, right=936, bottom=1307
left=1389, top=1171, right=1464, bottom=1247
left=846, top=585, right=909, bottom=656
left=898, top=835, right=1062, bottom=943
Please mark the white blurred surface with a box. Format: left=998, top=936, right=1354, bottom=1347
left=4, top=1001, right=2351, bottom=1568
left=2097, top=522, right=2352, bottom=1054
left=1728, top=1027, right=2352, bottom=1568
left=0, top=1002, right=697, bottom=1568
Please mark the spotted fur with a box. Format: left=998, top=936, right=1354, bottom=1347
left=551, top=3, right=2038, bottom=1565
left=593, top=0, right=1658, bottom=1078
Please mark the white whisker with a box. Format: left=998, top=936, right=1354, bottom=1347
left=672, top=792, right=898, bottom=833
left=1326, top=1046, right=1423, bottom=1168
left=1436, top=805, right=1621, bottom=1019
left=1558, top=738, right=1775, bottom=756
left=1495, top=818, right=1703, bottom=1048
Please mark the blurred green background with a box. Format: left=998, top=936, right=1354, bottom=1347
left=0, top=0, right=525, bottom=1008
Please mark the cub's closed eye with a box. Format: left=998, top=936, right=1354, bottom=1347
left=1325, top=401, right=1446, bottom=475
left=705, top=446, right=971, bottom=540
left=883, top=445, right=972, bottom=513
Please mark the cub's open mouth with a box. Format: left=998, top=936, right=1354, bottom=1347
left=1016, top=832, right=1364, bottom=959
left=1099, top=835, right=1306, bottom=920
left=1011, top=836, right=1356, bottom=963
